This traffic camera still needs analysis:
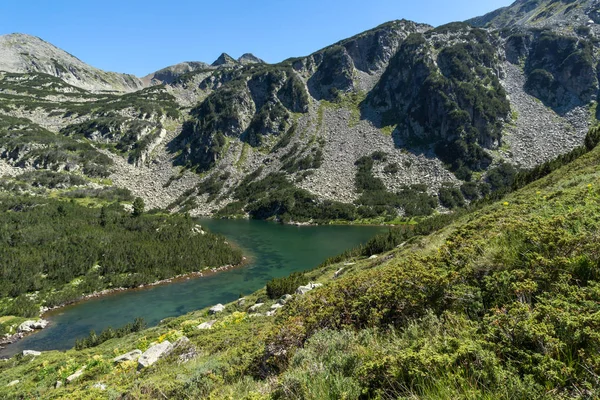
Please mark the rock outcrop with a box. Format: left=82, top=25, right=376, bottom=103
left=137, top=341, right=173, bottom=370
left=113, top=349, right=142, bottom=364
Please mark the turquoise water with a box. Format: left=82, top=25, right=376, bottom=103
left=2, top=219, right=385, bottom=356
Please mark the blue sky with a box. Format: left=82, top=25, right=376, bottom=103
left=0, top=0, right=513, bottom=77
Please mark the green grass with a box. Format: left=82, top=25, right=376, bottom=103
left=3, top=126, right=600, bottom=398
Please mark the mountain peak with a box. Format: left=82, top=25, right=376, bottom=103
left=467, top=0, right=599, bottom=30
left=0, top=32, right=143, bottom=92
left=238, top=53, right=265, bottom=65
left=211, top=53, right=238, bottom=67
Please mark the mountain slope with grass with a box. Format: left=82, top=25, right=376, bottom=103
left=2, top=2, right=600, bottom=222
left=1, top=126, right=599, bottom=399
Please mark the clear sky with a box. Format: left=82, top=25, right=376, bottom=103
left=0, top=0, right=514, bottom=77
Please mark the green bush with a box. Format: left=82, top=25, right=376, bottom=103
left=266, top=272, right=310, bottom=299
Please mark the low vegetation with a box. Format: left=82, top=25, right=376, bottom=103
left=3, top=123, right=600, bottom=399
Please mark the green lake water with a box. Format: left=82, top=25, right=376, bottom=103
left=1, top=219, right=386, bottom=356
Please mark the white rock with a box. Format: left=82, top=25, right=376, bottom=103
left=54, top=381, right=62, bottom=389
left=209, top=304, right=225, bottom=314
left=295, top=282, right=323, bottom=295
left=137, top=341, right=173, bottom=370
left=197, top=320, right=217, bottom=330
left=266, top=311, right=276, bottom=317
left=66, top=366, right=86, bottom=383
left=278, top=294, right=292, bottom=304
left=22, top=350, right=41, bottom=356
left=93, top=383, right=107, bottom=391
left=112, top=349, right=142, bottom=364
left=368, top=255, right=378, bottom=259
left=270, top=303, right=284, bottom=310
left=249, top=303, right=265, bottom=312
left=18, top=319, right=49, bottom=333
left=7, top=380, right=19, bottom=387
left=334, top=268, right=344, bottom=278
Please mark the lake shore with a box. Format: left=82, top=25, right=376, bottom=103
left=0, top=256, right=250, bottom=357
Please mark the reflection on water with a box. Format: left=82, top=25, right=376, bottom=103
left=2, top=219, right=385, bottom=356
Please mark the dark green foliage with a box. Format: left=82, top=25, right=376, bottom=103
left=75, top=318, right=146, bottom=350
left=307, top=45, right=354, bottom=101
left=354, top=153, right=437, bottom=218
left=486, top=162, right=518, bottom=192
left=266, top=273, right=309, bottom=299
left=271, top=123, right=297, bottom=154
left=281, top=147, right=323, bottom=173
left=0, top=115, right=114, bottom=178
left=277, top=75, right=310, bottom=113
left=438, top=186, right=466, bottom=209
left=216, top=172, right=357, bottom=223
left=197, top=172, right=230, bottom=202
left=354, top=156, right=386, bottom=192
left=368, top=28, right=509, bottom=176
left=0, top=197, right=242, bottom=315
left=524, top=30, right=597, bottom=108
left=173, top=66, right=308, bottom=171
left=460, top=182, right=480, bottom=200
left=16, top=170, right=86, bottom=189
left=132, top=197, right=145, bottom=217
left=63, top=187, right=134, bottom=202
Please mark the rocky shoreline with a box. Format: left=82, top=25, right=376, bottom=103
left=0, top=259, right=247, bottom=355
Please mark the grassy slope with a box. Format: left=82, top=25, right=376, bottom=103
left=2, top=141, right=600, bottom=399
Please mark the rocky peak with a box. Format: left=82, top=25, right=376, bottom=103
left=142, top=61, right=212, bottom=85
left=238, top=53, right=265, bottom=65
left=211, top=53, right=239, bottom=67
left=0, top=33, right=144, bottom=92
left=467, top=0, right=600, bottom=32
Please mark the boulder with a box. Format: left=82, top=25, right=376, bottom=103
left=93, top=383, right=107, bottom=391
left=137, top=341, right=173, bottom=370
left=18, top=319, right=49, bottom=333
left=295, top=282, right=323, bottom=295
left=7, top=380, right=19, bottom=387
left=278, top=294, right=292, bottom=305
left=112, top=349, right=142, bottom=364
left=197, top=320, right=217, bottom=330
left=334, top=268, right=344, bottom=278
left=368, top=255, right=378, bottom=260
left=66, top=366, right=86, bottom=383
left=22, top=350, right=41, bottom=356
left=209, top=304, right=225, bottom=314
left=54, top=381, right=62, bottom=389
left=271, top=303, right=284, bottom=310
left=249, top=303, right=264, bottom=312
left=237, top=297, right=246, bottom=306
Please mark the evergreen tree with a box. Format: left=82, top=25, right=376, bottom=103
left=132, top=197, right=145, bottom=217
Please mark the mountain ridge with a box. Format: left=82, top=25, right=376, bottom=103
left=0, top=1, right=598, bottom=222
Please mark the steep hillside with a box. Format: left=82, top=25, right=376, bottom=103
left=142, top=62, right=212, bottom=86
left=467, top=0, right=600, bottom=31
left=1, top=127, right=599, bottom=399
left=1, top=2, right=600, bottom=223
left=0, top=34, right=144, bottom=92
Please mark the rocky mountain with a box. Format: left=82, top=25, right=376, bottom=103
left=0, top=33, right=144, bottom=92
left=467, top=0, right=600, bottom=30
left=238, top=53, right=265, bottom=65
left=142, top=61, right=212, bottom=86
left=1, top=0, right=599, bottom=222
left=211, top=53, right=239, bottom=67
